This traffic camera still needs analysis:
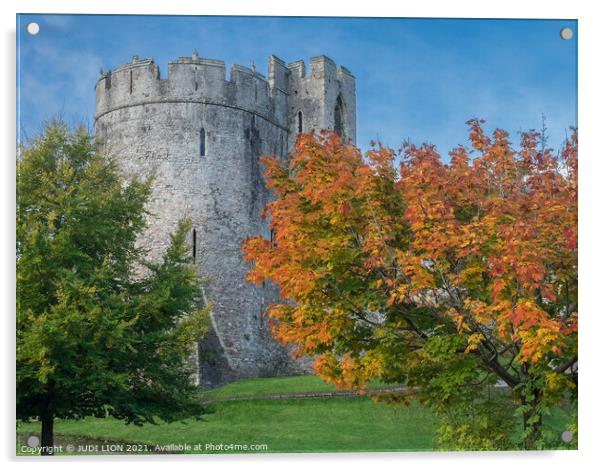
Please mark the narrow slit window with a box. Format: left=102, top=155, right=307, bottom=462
left=129, top=70, right=133, bottom=94
left=192, top=229, right=197, bottom=262
left=334, top=95, right=344, bottom=137
left=200, top=128, right=206, bottom=156
left=297, top=111, right=303, bottom=132
left=270, top=228, right=277, bottom=247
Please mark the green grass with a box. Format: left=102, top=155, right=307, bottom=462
left=16, top=375, right=575, bottom=455
left=17, top=398, right=437, bottom=454
left=200, top=375, right=398, bottom=400
left=201, top=375, right=337, bottom=400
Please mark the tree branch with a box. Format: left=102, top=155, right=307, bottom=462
left=554, top=356, right=578, bottom=374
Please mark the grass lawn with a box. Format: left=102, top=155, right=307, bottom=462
left=16, top=375, right=574, bottom=455
left=200, top=375, right=338, bottom=400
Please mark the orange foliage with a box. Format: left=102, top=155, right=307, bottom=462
left=243, top=124, right=577, bottom=391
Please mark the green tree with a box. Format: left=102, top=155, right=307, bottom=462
left=17, top=121, right=210, bottom=455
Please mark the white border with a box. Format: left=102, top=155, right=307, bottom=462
left=2, top=1, right=600, bottom=469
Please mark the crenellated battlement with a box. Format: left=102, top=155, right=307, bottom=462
left=96, top=52, right=275, bottom=124
left=284, top=55, right=354, bottom=82
left=96, top=52, right=355, bottom=137
left=96, top=52, right=273, bottom=123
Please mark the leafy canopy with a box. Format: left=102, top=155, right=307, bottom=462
left=243, top=123, right=577, bottom=448
left=17, top=120, right=209, bottom=426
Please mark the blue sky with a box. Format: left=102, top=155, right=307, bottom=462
left=16, top=15, right=577, bottom=157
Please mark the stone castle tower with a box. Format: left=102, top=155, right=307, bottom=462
left=95, top=51, right=356, bottom=388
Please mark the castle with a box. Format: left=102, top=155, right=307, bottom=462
left=95, top=51, right=356, bottom=388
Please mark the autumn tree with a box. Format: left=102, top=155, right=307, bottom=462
left=17, top=121, right=210, bottom=455
left=243, top=123, right=577, bottom=450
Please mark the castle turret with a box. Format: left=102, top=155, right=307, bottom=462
left=286, top=55, right=356, bottom=149
left=95, top=52, right=356, bottom=388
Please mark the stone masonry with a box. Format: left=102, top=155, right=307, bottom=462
left=95, top=51, right=356, bottom=388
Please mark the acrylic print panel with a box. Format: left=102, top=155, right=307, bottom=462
left=16, top=14, right=577, bottom=455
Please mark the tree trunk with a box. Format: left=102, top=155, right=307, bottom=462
left=40, top=402, right=54, bottom=455
left=521, top=388, right=543, bottom=450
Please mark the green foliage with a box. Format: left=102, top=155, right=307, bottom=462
left=435, top=389, right=516, bottom=451
left=400, top=334, right=516, bottom=450
left=562, top=405, right=578, bottom=450
left=16, top=120, right=210, bottom=429
left=404, top=335, right=480, bottom=408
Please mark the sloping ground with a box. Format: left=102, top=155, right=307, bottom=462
left=200, top=375, right=339, bottom=400
left=200, top=375, right=405, bottom=403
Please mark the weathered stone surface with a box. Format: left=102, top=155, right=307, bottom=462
left=95, top=52, right=356, bottom=388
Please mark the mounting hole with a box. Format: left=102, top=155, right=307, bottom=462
left=26, top=22, right=40, bottom=35
left=26, top=435, right=40, bottom=448
left=560, top=430, right=574, bottom=443
left=560, top=27, right=573, bottom=40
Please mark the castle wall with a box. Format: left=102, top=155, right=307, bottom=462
left=95, top=52, right=355, bottom=388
